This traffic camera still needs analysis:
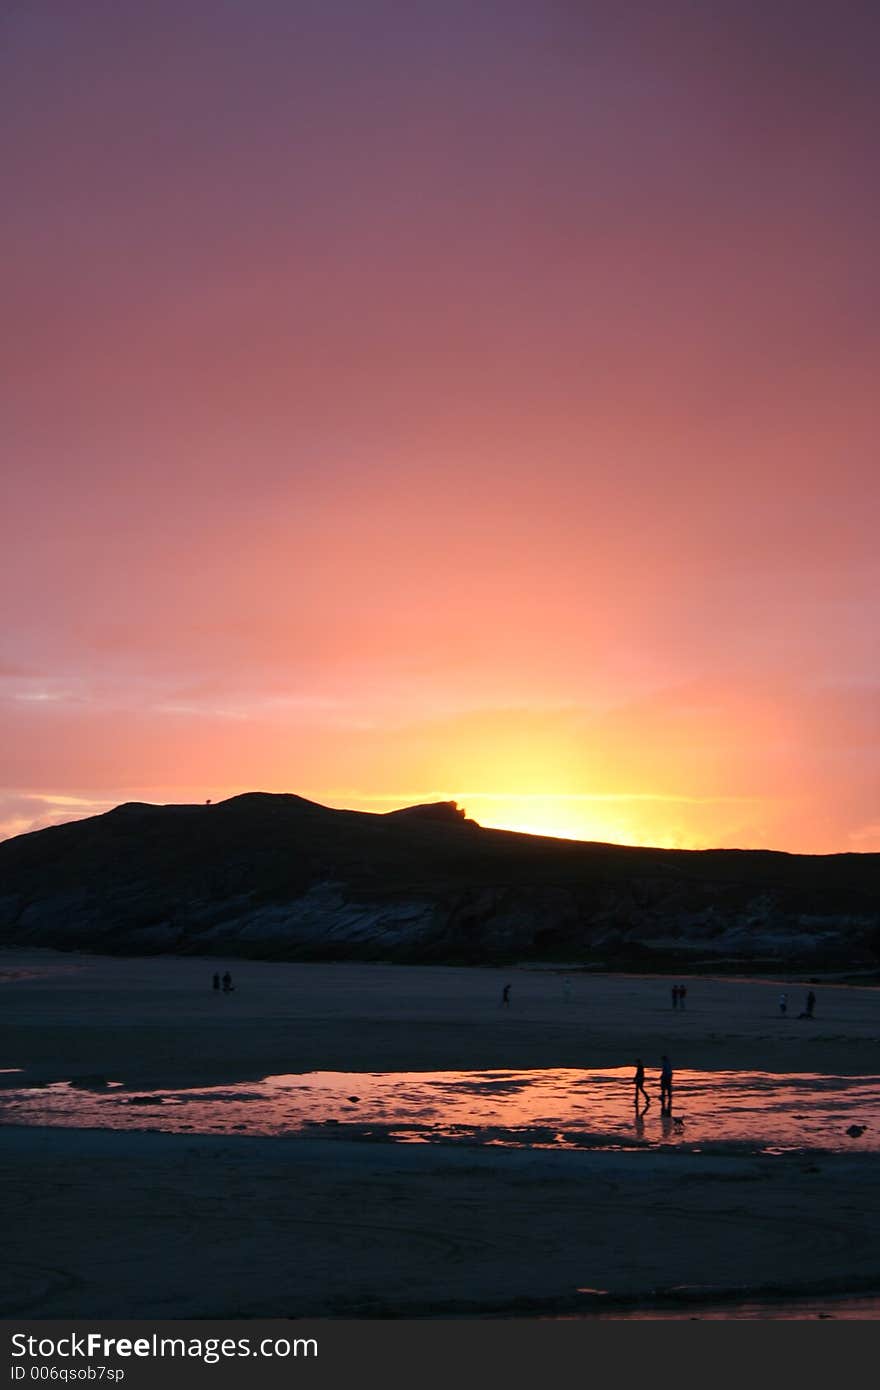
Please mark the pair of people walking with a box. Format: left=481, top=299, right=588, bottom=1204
left=633, top=1055, right=674, bottom=1111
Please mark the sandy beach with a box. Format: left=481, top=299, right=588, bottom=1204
left=2, top=950, right=879, bottom=1317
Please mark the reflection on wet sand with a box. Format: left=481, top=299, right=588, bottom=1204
left=1, top=1067, right=877, bottom=1153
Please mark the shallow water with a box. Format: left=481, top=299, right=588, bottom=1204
left=1, top=1067, right=877, bottom=1152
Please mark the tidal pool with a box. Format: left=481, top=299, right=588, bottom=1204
left=1, top=1067, right=877, bottom=1153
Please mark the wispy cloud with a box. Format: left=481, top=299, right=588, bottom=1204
left=0, top=792, right=115, bottom=842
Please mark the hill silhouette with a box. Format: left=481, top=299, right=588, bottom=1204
left=1, top=793, right=878, bottom=969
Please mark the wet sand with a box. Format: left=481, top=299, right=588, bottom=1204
left=3, top=949, right=879, bottom=1086
left=2, top=950, right=879, bottom=1317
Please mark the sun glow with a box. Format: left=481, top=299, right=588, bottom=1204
left=334, top=789, right=705, bottom=849
left=461, top=795, right=645, bottom=846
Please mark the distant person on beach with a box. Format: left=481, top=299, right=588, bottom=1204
left=779, top=992, right=788, bottom=1015
left=633, top=1059, right=650, bottom=1108
left=660, top=1054, right=673, bottom=1111
left=501, top=983, right=511, bottom=1006
left=799, top=989, right=817, bottom=1019
left=671, top=985, right=679, bottom=1009
left=679, top=985, right=687, bottom=1010
left=212, top=973, right=220, bottom=991
left=563, top=978, right=573, bottom=1004
left=222, top=971, right=233, bottom=993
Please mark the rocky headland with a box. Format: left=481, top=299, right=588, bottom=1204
left=1, top=793, right=878, bottom=971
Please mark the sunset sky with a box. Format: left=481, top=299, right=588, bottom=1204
left=2, top=0, right=878, bottom=852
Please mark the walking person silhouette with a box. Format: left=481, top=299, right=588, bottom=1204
left=633, top=1058, right=650, bottom=1109
left=660, top=1054, right=673, bottom=1111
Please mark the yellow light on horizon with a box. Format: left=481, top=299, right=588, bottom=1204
left=442, top=794, right=697, bottom=850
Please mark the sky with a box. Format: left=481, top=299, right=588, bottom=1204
left=2, top=0, right=879, bottom=852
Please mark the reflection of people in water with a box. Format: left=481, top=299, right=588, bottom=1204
left=633, top=1058, right=650, bottom=1108
left=660, top=1109, right=674, bottom=1139
left=660, top=1054, right=673, bottom=1111
left=634, top=1108, right=645, bottom=1139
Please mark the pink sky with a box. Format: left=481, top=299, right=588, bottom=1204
left=2, top=1, right=878, bottom=851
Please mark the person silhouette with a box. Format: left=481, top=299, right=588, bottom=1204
left=633, top=1058, right=650, bottom=1108
left=660, top=1054, right=673, bottom=1111
left=222, top=971, right=233, bottom=993
left=501, top=983, right=511, bottom=1006
left=212, top=973, right=220, bottom=991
